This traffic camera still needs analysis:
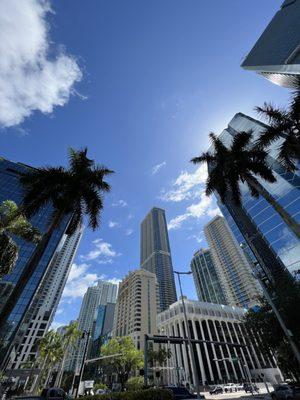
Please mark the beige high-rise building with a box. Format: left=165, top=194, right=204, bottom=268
left=204, top=216, right=261, bottom=309
left=113, top=269, right=159, bottom=350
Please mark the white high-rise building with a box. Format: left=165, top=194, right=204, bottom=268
left=113, top=269, right=159, bottom=350
left=66, top=279, right=118, bottom=372
left=204, top=216, right=261, bottom=309
left=9, top=225, right=83, bottom=369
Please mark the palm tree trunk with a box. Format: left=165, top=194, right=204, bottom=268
left=0, top=211, right=64, bottom=367
left=32, top=355, right=48, bottom=393
left=247, top=177, right=300, bottom=239
left=55, top=343, right=69, bottom=387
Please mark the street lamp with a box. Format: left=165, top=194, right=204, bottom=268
left=174, top=270, right=201, bottom=400
left=74, top=330, right=90, bottom=399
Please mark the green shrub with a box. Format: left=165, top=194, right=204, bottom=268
left=83, top=388, right=173, bottom=400
left=125, top=377, right=144, bottom=391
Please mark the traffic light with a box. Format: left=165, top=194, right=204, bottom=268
left=155, top=371, right=161, bottom=378
left=139, top=369, right=145, bottom=376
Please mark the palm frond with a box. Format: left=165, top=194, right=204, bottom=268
left=255, top=103, right=288, bottom=124
left=190, top=152, right=215, bottom=165
left=289, top=90, right=300, bottom=122
left=231, top=131, right=252, bottom=153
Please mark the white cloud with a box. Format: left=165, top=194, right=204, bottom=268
left=62, top=263, right=101, bottom=299
left=188, top=234, right=204, bottom=244
left=56, top=309, right=63, bottom=315
left=128, top=214, right=134, bottom=220
left=152, top=161, right=166, bottom=175
left=50, top=321, right=64, bottom=331
left=107, top=277, right=122, bottom=286
left=160, top=164, right=208, bottom=202
left=0, top=0, right=82, bottom=128
left=112, top=200, right=127, bottom=207
left=108, top=221, right=119, bottom=228
left=80, top=238, right=121, bottom=263
left=125, top=228, right=133, bottom=236
left=62, top=263, right=121, bottom=300
left=168, top=192, right=220, bottom=230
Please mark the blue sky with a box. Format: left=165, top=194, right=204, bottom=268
left=0, top=0, right=290, bottom=328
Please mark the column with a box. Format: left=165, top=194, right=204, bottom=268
left=212, top=320, right=230, bottom=381
left=199, top=319, right=214, bottom=381
left=192, top=319, right=206, bottom=385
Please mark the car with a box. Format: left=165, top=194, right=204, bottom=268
left=165, top=386, right=205, bottom=399
left=223, top=383, right=237, bottom=393
left=271, top=384, right=300, bottom=400
left=236, top=384, right=244, bottom=391
left=209, top=386, right=223, bottom=395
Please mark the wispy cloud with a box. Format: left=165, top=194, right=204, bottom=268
left=168, top=192, right=221, bottom=230
left=152, top=161, right=166, bottom=175
left=0, top=0, right=82, bottom=128
left=160, top=164, right=207, bottom=202
left=188, top=233, right=204, bottom=244
left=80, top=239, right=121, bottom=263
left=125, top=228, right=133, bottom=236
left=112, top=199, right=127, bottom=207
left=108, top=221, right=119, bottom=228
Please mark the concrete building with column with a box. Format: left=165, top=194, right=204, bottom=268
left=140, top=207, right=177, bottom=311
left=157, top=299, right=283, bottom=386
left=113, top=269, right=159, bottom=350
left=205, top=216, right=262, bottom=309
left=241, top=0, right=300, bottom=88
left=191, top=249, right=227, bottom=305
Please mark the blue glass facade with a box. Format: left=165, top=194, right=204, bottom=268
left=191, top=249, right=227, bottom=305
left=216, top=113, right=300, bottom=277
left=0, top=158, right=70, bottom=344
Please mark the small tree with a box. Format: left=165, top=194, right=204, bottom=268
left=125, top=376, right=144, bottom=391
left=101, top=337, right=144, bottom=391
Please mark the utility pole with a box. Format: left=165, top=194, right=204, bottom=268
left=74, top=330, right=90, bottom=399
left=174, top=271, right=201, bottom=400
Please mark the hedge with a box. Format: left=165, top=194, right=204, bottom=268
left=82, top=388, right=173, bottom=400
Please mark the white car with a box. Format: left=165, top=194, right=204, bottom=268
left=223, top=383, right=237, bottom=393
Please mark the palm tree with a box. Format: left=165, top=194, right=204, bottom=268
left=54, top=322, right=80, bottom=387
left=33, top=331, right=63, bottom=392
left=191, top=131, right=300, bottom=239
left=0, top=148, right=113, bottom=350
left=0, top=200, right=40, bottom=279
left=255, top=90, right=300, bottom=171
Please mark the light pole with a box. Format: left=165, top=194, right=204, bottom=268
left=252, top=267, right=300, bottom=365
left=74, top=330, right=90, bottom=399
left=174, top=271, right=201, bottom=400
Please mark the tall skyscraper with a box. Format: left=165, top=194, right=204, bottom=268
left=8, top=225, right=83, bottom=369
left=0, top=158, right=72, bottom=363
left=191, top=249, right=227, bottom=305
left=140, top=207, right=177, bottom=310
left=97, top=279, right=118, bottom=306
left=205, top=216, right=261, bottom=309
left=66, top=279, right=118, bottom=372
left=113, top=269, right=159, bottom=350
left=241, top=0, right=300, bottom=88
left=212, top=113, right=300, bottom=280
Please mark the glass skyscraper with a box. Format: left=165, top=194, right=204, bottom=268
left=214, top=113, right=300, bottom=279
left=191, top=248, right=227, bottom=305
left=0, top=158, right=71, bottom=361
left=140, top=207, right=177, bottom=311
left=241, top=0, right=300, bottom=88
